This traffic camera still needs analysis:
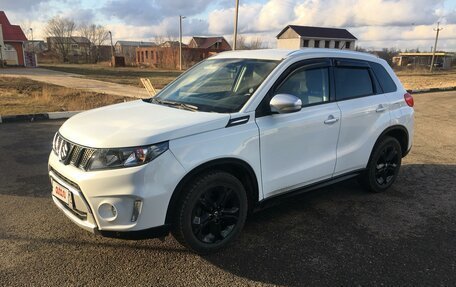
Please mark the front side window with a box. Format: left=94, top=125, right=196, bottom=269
left=153, top=59, right=279, bottom=113
left=335, top=67, right=374, bottom=100
left=276, top=67, right=330, bottom=106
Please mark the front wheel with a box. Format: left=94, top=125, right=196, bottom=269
left=172, top=171, right=248, bottom=254
left=360, top=136, right=402, bottom=193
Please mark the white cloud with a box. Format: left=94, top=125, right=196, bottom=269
left=206, top=0, right=456, bottom=50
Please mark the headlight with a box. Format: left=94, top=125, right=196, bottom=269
left=87, top=142, right=168, bottom=171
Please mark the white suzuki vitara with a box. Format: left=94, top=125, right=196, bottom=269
left=49, top=49, right=414, bottom=253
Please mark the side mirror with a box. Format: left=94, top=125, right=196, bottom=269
left=270, top=94, right=302, bottom=114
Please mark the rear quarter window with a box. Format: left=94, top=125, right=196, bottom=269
left=334, top=67, right=374, bottom=100
left=370, top=62, right=397, bottom=93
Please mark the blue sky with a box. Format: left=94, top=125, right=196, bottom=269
left=3, top=0, right=456, bottom=51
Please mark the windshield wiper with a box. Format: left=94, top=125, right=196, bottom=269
left=149, top=98, right=198, bottom=111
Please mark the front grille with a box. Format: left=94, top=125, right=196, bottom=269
left=53, top=133, right=96, bottom=170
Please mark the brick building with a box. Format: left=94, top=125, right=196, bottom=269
left=136, top=36, right=231, bottom=69
left=0, top=11, right=28, bottom=66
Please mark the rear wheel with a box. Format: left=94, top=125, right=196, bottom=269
left=360, top=136, right=402, bottom=193
left=172, top=171, right=248, bottom=254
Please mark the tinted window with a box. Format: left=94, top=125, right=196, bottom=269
left=276, top=67, right=330, bottom=106
left=371, top=62, right=397, bottom=93
left=335, top=67, right=374, bottom=100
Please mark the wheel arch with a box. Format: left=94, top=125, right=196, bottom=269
left=370, top=125, right=409, bottom=163
left=164, top=158, right=260, bottom=225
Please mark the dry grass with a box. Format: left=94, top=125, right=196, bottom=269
left=396, top=68, right=456, bottom=90
left=0, top=77, right=132, bottom=116
left=41, top=64, right=182, bottom=89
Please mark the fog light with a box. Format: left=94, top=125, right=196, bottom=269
left=98, top=202, right=117, bottom=221
left=131, top=200, right=142, bottom=222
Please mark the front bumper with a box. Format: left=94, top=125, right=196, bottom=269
left=48, top=149, right=186, bottom=237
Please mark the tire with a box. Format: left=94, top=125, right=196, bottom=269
left=360, top=136, right=402, bottom=193
left=172, top=171, right=248, bottom=254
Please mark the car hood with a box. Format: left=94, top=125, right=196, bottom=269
left=59, top=100, right=230, bottom=148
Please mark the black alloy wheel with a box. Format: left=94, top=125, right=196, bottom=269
left=191, top=186, right=240, bottom=244
left=374, top=144, right=400, bottom=186
left=360, top=136, right=402, bottom=193
left=172, top=171, right=248, bottom=254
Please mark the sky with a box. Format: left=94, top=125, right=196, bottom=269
left=2, top=0, right=456, bottom=51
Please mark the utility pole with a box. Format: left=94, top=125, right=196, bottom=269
left=233, top=0, right=239, bottom=50
left=179, top=15, right=186, bottom=70
left=430, top=22, right=443, bottom=72
left=108, top=31, right=114, bottom=66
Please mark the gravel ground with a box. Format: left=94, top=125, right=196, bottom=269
left=0, top=91, right=455, bottom=286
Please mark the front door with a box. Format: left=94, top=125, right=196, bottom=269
left=256, top=60, right=341, bottom=198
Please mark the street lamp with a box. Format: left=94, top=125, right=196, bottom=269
left=179, top=15, right=186, bottom=70
left=29, top=28, right=34, bottom=53
left=0, top=44, right=3, bottom=68
left=108, top=31, right=114, bottom=66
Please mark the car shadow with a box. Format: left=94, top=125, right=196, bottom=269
left=200, top=164, right=456, bottom=286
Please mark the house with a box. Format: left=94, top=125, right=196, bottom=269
left=277, top=25, right=357, bottom=50
left=24, top=40, right=47, bottom=53
left=46, top=36, right=92, bottom=63
left=47, top=37, right=91, bottom=53
left=0, top=11, right=28, bottom=66
left=159, top=41, right=185, bottom=48
left=115, top=41, right=155, bottom=65
left=188, top=36, right=231, bottom=50
left=392, top=52, right=455, bottom=69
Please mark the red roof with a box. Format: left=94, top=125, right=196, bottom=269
left=0, top=11, right=27, bottom=42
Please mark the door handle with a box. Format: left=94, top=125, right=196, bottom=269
left=324, top=115, right=339, bottom=125
left=376, top=104, right=387, bottom=113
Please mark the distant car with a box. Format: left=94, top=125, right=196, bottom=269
left=49, top=48, right=414, bottom=253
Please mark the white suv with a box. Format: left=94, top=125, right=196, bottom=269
left=49, top=49, right=414, bottom=253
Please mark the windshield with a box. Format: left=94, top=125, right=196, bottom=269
left=152, top=58, right=279, bottom=113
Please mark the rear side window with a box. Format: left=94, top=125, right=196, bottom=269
left=335, top=67, right=374, bottom=100
left=370, top=62, right=397, bottom=93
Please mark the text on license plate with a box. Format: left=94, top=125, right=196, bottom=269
left=52, top=181, right=70, bottom=205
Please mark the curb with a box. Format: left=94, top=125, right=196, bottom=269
left=0, top=111, right=80, bottom=124
left=410, top=86, right=456, bottom=94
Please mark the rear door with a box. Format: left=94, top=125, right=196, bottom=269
left=333, top=59, right=391, bottom=176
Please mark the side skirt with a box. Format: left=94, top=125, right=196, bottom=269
left=255, top=169, right=365, bottom=211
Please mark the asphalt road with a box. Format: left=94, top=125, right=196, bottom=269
left=0, top=91, right=455, bottom=286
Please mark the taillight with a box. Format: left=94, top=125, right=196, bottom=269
left=404, top=92, right=414, bottom=107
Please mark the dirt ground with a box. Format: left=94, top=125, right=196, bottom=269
left=41, top=64, right=182, bottom=89
left=396, top=69, right=456, bottom=90
left=0, top=77, right=132, bottom=116
left=42, top=64, right=456, bottom=91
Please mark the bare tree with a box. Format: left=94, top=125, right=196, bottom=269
left=78, top=23, right=109, bottom=62
left=249, top=37, right=266, bottom=49
left=154, top=34, right=165, bottom=46
left=236, top=35, right=266, bottom=50
left=45, top=16, right=76, bottom=62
